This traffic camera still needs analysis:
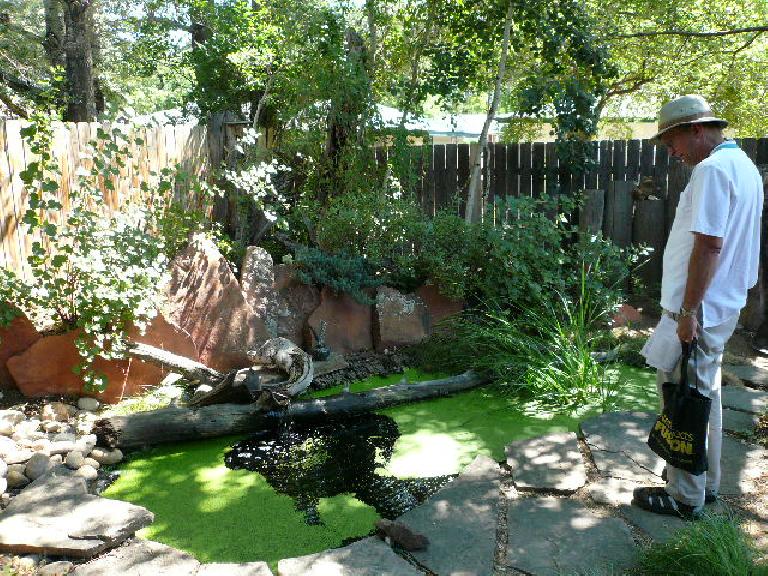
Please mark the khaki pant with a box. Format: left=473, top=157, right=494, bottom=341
left=655, top=313, right=739, bottom=507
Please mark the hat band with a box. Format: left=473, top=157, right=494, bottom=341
left=658, top=111, right=713, bottom=131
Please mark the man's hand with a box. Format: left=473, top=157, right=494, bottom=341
left=677, top=314, right=699, bottom=343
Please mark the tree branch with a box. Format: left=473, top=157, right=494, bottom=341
left=0, top=68, right=45, bottom=95
left=0, top=87, right=29, bottom=118
left=607, top=26, right=768, bottom=40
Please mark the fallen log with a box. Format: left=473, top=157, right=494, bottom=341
left=128, top=342, right=222, bottom=388
left=98, top=370, right=486, bottom=450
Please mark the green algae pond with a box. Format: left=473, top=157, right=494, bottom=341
left=103, top=364, right=659, bottom=568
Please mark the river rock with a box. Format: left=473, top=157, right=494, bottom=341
left=0, top=477, right=6, bottom=494
left=30, top=439, right=52, bottom=455
left=0, top=459, right=7, bottom=478
left=38, top=561, right=74, bottom=576
left=373, top=287, right=429, bottom=352
left=0, top=436, right=16, bottom=457
left=0, top=313, right=40, bottom=389
left=74, top=435, right=97, bottom=454
left=0, top=410, right=25, bottom=435
left=66, top=451, right=85, bottom=470
left=50, top=454, right=63, bottom=466
left=14, top=420, right=41, bottom=437
left=43, top=421, right=66, bottom=434
left=6, top=450, right=33, bottom=465
left=7, top=470, right=29, bottom=489
left=75, top=465, right=98, bottom=480
left=83, top=458, right=99, bottom=470
left=25, top=453, right=52, bottom=480
left=77, top=398, right=100, bottom=412
left=50, top=441, right=77, bottom=455
left=41, top=403, right=74, bottom=422
left=90, top=448, right=123, bottom=466
left=163, top=234, right=268, bottom=372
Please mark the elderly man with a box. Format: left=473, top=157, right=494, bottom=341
left=634, top=94, right=763, bottom=519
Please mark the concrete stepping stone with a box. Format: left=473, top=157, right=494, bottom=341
left=396, top=454, right=502, bottom=576
left=196, top=562, right=273, bottom=575
left=723, top=408, right=760, bottom=434
left=719, top=435, right=768, bottom=496
left=722, top=384, right=768, bottom=414
left=506, top=497, right=636, bottom=576
left=505, top=432, right=587, bottom=492
left=277, top=537, right=420, bottom=576
left=580, top=411, right=664, bottom=483
left=0, top=474, right=153, bottom=558
left=724, top=364, right=768, bottom=388
left=619, top=500, right=728, bottom=544
left=587, top=476, right=652, bottom=507
left=72, top=540, right=200, bottom=575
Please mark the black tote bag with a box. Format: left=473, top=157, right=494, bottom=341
left=647, top=340, right=711, bottom=475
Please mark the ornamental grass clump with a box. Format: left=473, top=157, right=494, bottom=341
left=636, top=512, right=767, bottom=576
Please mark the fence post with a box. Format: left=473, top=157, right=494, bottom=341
left=579, top=189, right=604, bottom=235
left=633, top=198, right=666, bottom=293
left=603, top=180, right=633, bottom=248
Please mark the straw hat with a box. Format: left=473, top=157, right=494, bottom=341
left=651, top=95, right=728, bottom=144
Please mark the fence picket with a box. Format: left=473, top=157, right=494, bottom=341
left=519, top=142, right=532, bottom=197
left=445, top=143, right=458, bottom=208
left=506, top=142, right=519, bottom=197
left=433, top=144, right=447, bottom=212
left=492, top=143, right=506, bottom=204
left=531, top=142, right=545, bottom=198
left=457, top=144, right=470, bottom=217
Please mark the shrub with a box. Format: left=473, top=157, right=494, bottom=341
left=636, top=512, right=767, bottom=576
left=293, top=246, right=384, bottom=305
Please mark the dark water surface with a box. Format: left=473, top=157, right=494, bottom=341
left=225, top=414, right=452, bottom=524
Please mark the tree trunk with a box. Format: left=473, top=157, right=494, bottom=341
left=63, top=0, right=96, bottom=122
left=43, top=0, right=65, bottom=69
left=97, top=371, right=486, bottom=450
left=128, top=342, right=223, bottom=388
left=465, top=0, right=514, bottom=224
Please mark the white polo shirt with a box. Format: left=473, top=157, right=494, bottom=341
left=660, top=141, right=763, bottom=328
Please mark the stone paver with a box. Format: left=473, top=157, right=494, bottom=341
left=277, top=537, right=420, bottom=576
left=506, top=497, right=636, bottom=576
left=719, top=435, right=768, bottom=496
left=724, top=364, right=768, bottom=387
left=587, top=476, right=647, bottom=507
left=723, top=408, right=760, bottom=434
left=0, top=473, right=153, bottom=557
left=397, top=455, right=502, bottom=576
left=196, top=562, right=273, bottom=575
left=505, top=432, right=587, bottom=491
left=619, top=500, right=728, bottom=544
left=580, top=411, right=665, bottom=482
left=722, top=383, right=768, bottom=414
left=72, top=540, right=200, bottom=575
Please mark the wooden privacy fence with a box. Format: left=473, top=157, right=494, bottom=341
left=0, top=120, right=215, bottom=280
left=393, top=138, right=768, bottom=289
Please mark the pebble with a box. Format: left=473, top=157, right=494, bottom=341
left=38, top=560, right=74, bottom=575
left=7, top=469, right=30, bottom=488
left=25, top=452, right=52, bottom=480
left=77, top=397, right=100, bottom=412
left=66, top=451, right=85, bottom=470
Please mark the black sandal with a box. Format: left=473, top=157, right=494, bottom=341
left=632, top=486, right=703, bottom=520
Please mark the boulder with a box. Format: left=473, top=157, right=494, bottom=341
left=89, top=448, right=123, bottom=466
left=25, top=452, right=52, bottom=480
left=241, top=247, right=279, bottom=338
left=7, top=315, right=197, bottom=404
left=163, top=235, right=268, bottom=372
left=274, top=264, right=321, bottom=348
left=6, top=469, right=29, bottom=489
left=307, top=287, right=373, bottom=354
left=7, top=331, right=129, bottom=404
left=414, top=284, right=464, bottom=331
left=77, top=398, right=100, bottom=412
left=66, top=451, right=85, bottom=470
left=373, top=287, right=429, bottom=352
left=0, top=313, right=40, bottom=389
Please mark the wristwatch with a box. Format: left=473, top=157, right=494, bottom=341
left=679, top=306, right=696, bottom=319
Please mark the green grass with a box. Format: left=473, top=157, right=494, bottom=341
left=636, top=512, right=768, bottom=576
left=103, top=364, right=659, bottom=565
left=102, top=436, right=378, bottom=571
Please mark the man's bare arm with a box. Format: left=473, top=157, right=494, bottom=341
left=677, top=232, right=722, bottom=342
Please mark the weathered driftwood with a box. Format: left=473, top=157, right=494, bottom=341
left=98, top=370, right=486, bottom=450
left=189, top=338, right=314, bottom=409
left=128, top=342, right=222, bottom=387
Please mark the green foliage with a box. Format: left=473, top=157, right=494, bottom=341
left=2, top=110, right=213, bottom=392
left=637, top=512, right=768, bottom=576
left=294, top=247, right=383, bottom=305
